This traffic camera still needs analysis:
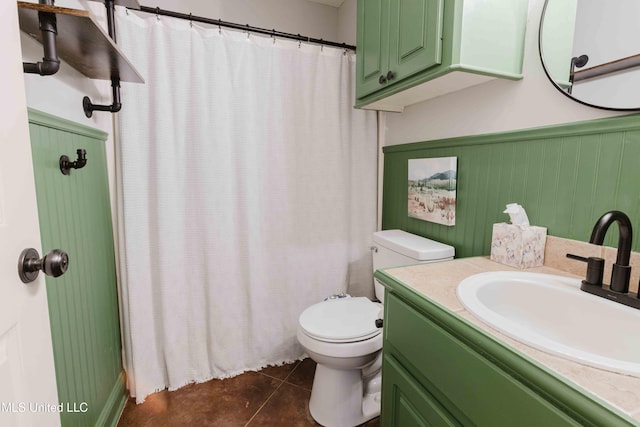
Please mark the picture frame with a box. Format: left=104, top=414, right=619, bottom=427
left=408, top=157, right=457, bottom=226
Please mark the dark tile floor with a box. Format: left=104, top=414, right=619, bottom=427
left=117, top=358, right=380, bottom=426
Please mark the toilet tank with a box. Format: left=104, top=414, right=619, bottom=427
left=372, top=230, right=454, bottom=302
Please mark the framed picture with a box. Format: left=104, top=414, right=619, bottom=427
left=408, top=157, right=457, bottom=226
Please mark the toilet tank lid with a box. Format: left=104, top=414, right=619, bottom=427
left=373, top=229, right=454, bottom=261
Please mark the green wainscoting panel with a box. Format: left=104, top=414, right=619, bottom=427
left=382, top=114, right=640, bottom=257
left=28, top=109, right=126, bottom=427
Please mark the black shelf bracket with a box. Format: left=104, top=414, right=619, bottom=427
left=23, top=0, right=61, bottom=76
left=82, top=0, right=122, bottom=117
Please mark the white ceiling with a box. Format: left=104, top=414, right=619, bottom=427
left=307, top=0, right=345, bottom=7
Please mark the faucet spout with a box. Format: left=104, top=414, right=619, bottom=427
left=589, top=210, right=633, bottom=293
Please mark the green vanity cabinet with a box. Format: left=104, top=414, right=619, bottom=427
left=356, top=0, right=529, bottom=112
left=376, top=271, right=638, bottom=426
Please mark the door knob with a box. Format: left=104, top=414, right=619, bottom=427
left=18, top=248, right=69, bottom=284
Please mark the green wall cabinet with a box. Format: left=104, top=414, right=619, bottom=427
left=376, top=272, right=637, bottom=426
left=28, top=110, right=126, bottom=427
left=356, top=0, right=444, bottom=100
left=355, top=0, right=529, bottom=112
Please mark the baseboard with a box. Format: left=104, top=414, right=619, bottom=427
left=96, top=371, right=128, bottom=427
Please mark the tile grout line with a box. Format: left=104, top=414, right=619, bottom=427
left=244, top=361, right=303, bottom=427
left=243, top=380, right=284, bottom=427
left=281, top=359, right=313, bottom=392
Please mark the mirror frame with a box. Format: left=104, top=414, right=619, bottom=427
left=538, top=0, right=640, bottom=111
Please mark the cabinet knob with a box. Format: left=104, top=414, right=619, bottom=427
left=386, top=71, right=395, bottom=81
left=378, top=74, right=387, bottom=85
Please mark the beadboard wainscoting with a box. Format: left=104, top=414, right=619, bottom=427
left=382, top=114, right=640, bottom=257
left=28, top=109, right=125, bottom=427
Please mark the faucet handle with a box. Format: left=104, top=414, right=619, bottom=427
left=611, top=263, right=632, bottom=293
left=566, top=253, right=605, bottom=287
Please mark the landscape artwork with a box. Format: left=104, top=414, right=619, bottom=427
left=408, top=157, right=457, bottom=226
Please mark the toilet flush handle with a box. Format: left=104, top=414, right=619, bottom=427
left=375, top=308, right=383, bottom=328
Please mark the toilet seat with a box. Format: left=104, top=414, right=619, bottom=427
left=299, top=297, right=382, bottom=343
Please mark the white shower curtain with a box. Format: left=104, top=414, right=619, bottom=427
left=115, top=9, right=377, bottom=403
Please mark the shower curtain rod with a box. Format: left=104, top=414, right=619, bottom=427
left=132, top=6, right=357, bottom=51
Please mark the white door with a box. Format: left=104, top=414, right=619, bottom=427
left=0, top=2, right=60, bottom=426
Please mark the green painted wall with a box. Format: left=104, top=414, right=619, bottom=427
left=382, top=114, right=640, bottom=258
left=28, top=110, right=126, bottom=427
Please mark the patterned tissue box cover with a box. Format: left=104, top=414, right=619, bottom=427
left=490, top=223, right=547, bottom=269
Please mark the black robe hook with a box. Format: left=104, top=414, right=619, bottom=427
left=60, top=149, right=87, bottom=176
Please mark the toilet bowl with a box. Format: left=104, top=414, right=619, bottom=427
left=297, top=297, right=383, bottom=427
left=297, top=229, right=455, bottom=427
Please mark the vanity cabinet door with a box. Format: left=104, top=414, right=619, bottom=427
left=383, top=292, right=582, bottom=426
left=382, top=355, right=460, bottom=426
left=387, top=0, right=444, bottom=85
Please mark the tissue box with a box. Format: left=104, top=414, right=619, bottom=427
left=490, top=223, right=547, bottom=269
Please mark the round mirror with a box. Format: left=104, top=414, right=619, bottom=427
left=539, top=0, right=640, bottom=110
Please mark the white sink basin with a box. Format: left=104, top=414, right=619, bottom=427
left=457, top=271, right=640, bottom=377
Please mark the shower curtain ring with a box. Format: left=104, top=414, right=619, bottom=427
left=155, top=7, right=160, bottom=21
left=246, top=24, right=250, bottom=38
left=189, top=13, right=193, bottom=27
left=218, top=19, right=222, bottom=34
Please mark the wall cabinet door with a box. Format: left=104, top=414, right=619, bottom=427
left=387, top=0, right=444, bottom=85
left=355, top=0, right=529, bottom=111
left=356, top=0, right=443, bottom=99
left=356, top=0, right=389, bottom=98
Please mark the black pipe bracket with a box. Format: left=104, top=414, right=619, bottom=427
left=83, top=77, right=121, bottom=117
left=82, top=0, right=122, bottom=117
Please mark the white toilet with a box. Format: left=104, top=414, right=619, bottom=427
left=297, top=229, right=454, bottom=427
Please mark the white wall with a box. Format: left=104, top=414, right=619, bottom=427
left=334, top=0, right=623, bottom=146
left=338, top=0, right=357, bottom=46
left=147, top=0, right=340, bottom=41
